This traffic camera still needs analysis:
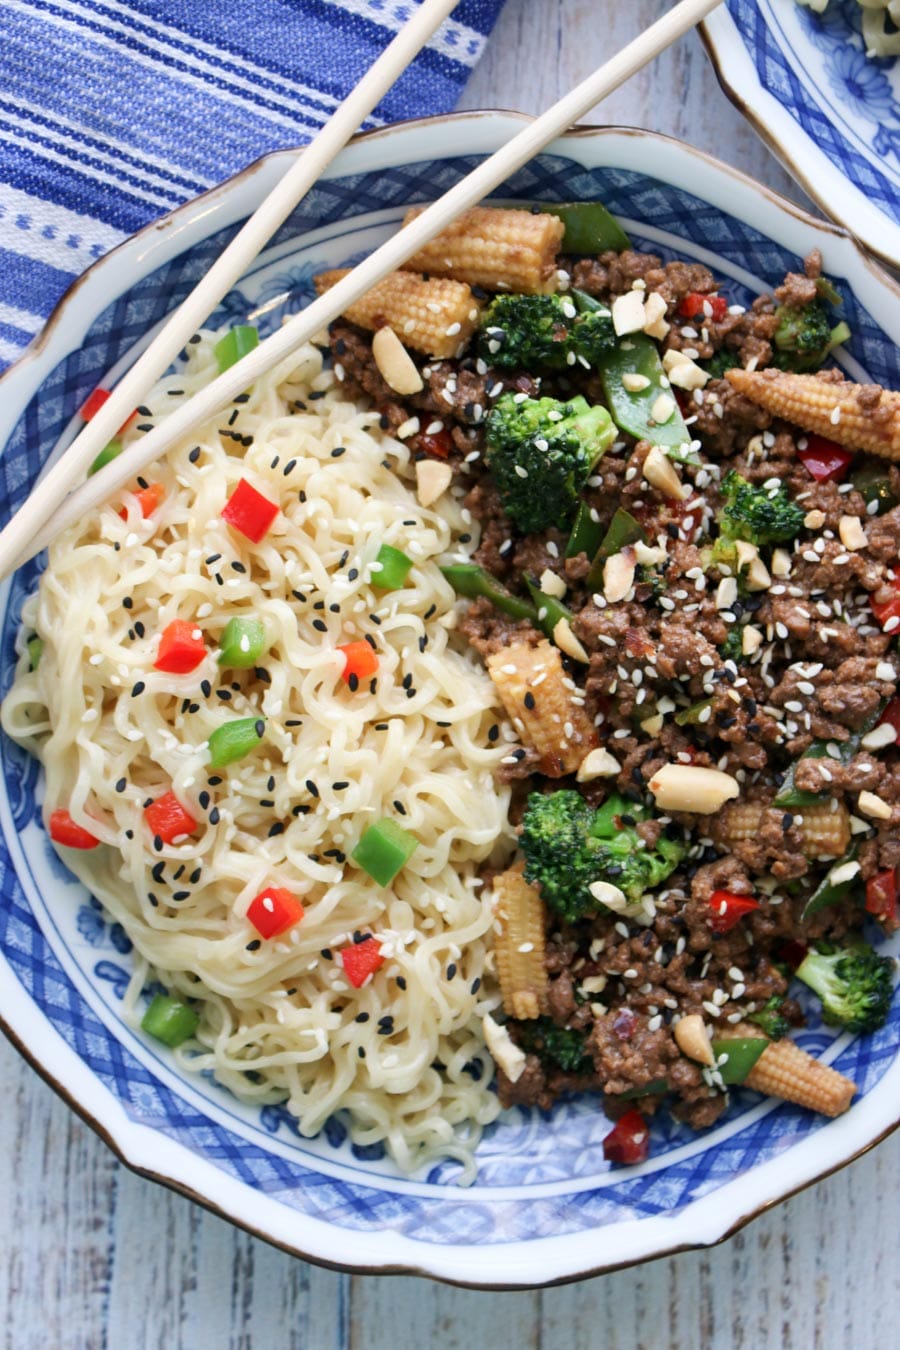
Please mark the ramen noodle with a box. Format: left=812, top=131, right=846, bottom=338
left=2, top=335, right=517, bottom=1180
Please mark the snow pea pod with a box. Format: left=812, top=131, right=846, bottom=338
left=597, top=333, right=697, bottom=464
left=710, top=1037, right=769, bottom=1085
left=441, top=564, right=539, bottom=625
left=538, top=201, right=631, bottom=254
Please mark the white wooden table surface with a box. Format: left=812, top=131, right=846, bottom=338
left=2, top=2, right=898, bottom=1345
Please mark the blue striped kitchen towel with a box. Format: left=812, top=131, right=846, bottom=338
left=0, top=0, right=507, bottom=373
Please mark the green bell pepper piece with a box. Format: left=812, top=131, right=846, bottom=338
left=214, top=325, right=259, bottom=373
left=88, top=438, right=123, bottom=476
left=597, top=333, right=697, bottom=463
left=26, top=636, right=44, bottom=671
left=537, top=201, right=631, bottom=254
left=352, top=818, right=419, bottom=886
left=441, top=564, right=539, bottom=624
left=141, top=994, right=199, bottom=1047
left=208, top=716, right=265, bottom=769
left=566, top=501, right=604, bottom=561
left=524, top=576, right=574, bottom=641
left=585, top=508, right=647, bottom=589
left=710, top=1037, right=769, bottom=1085
left=802, top=844, right=860, bottom=921
left=218, top=617, right=267, bottom=669
left=675, top=698, right=713, bottom=728
left=617, top=1077, right=668, bottom=1101
left=372, top=543, right=413, bottom=591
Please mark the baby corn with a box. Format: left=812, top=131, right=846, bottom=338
left=717, top=798, right=850, bottom=860
left=492, top=866, right=549, bottom=1021
left=486, top=639, right=597, bottom=776
left=726, top=368, right=900, bottom=461
left=313, top=269, right=481, bottom=358
left=745, top=1037, right=856, bottom=1118
left=401, top=206, right=565, bottom=295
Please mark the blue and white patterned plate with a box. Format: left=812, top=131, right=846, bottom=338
left=702, top=1, right=900, bottom=268
left=0, top=115, right=898, bottom=1287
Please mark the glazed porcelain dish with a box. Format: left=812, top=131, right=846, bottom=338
left=0, top=114, right=898, bottom=1288
left=702, top=0, right=900, bottom=269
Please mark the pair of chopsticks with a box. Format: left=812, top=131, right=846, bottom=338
left=0, top=0, right=723, bottom=580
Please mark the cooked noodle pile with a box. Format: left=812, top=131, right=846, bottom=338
left=2, top=336, right=516, bottom=1178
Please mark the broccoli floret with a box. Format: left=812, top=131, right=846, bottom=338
left=795, top=942, right=895, bottom=1034
left=719, top=470, right=804, bottom=547
left=477, top=293, right=615, bottom=371
left=485, top=393, right=616, bottom=534
left=590, top=829, right=687, bottom=905
left=747, top=994, right=791, bottom=1041
left=705, top=348, right=740, bottom=379
left=519, top=789, right=686, bottom=922
left=517, top=1017, right=591, bottom=1074
left=773, top=299, right=851, bottom=373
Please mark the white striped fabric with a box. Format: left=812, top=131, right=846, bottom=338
left=0, top=0, right=506, bottom=371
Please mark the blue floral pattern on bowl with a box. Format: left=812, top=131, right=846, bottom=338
left=704, top=2, right=900, bottom=264
left=0, top=126, right=897, bottom=1282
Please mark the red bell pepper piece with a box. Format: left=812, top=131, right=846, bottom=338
left=708, top=889, right=760, bottom=934
left=602, top=1109, right=650, bottom=1165
left=247, top=886, right=305, bottom=939
left=870, top=565, right=900, bottom=631
left=416, top=428, right=453, bottom=459
left=119, top=482, right=165, bottom=520
left=221, top=479, right=279, bottom=543
left=48, top=809, right=100, bottom=850
left=154, top=620, right=206, bottom=674
left=775, top=939, right=809, bottom=972
left=80, top=387, right=138, bottom=433
left=337, top=640, right=378, bottom=687
left=796, top=435, right=854, bottom=483
left=81, top=388, right=111, bottom=421
left=144, top=791, right=197, bottom=844
left=340, top=937, right=384, bottom=988
left=878, top=698, right=900, bottom=740
left=679, top=292, right=727, bottom=322
left=865, top=869, right=897, bottom=926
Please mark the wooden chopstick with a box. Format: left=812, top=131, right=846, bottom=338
left=0, top=0, right=462, bottom=575
left=5, top=0, right=723, bottom=576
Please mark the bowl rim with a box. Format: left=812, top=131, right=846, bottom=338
left=700, top=3, right=900, bottom=270
left=0, top=110, right=898, bottom=1289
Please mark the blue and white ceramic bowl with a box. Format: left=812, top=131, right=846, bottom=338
left=0, top=115, right=898, bottom=1287
left=702, top=1, right=900, bottom=267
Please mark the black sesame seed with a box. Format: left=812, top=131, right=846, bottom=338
left=153, top=835, right=163, bottom=853
left=134, top=622, right=145, bottom=638
left=125, top=829, right=134, bottom=840
left=234, top=392, right=250, bottom=404
left=152, top=861, right=165, bottom=882
left=122, top=597, right=133, bottom=610
left=173, top=890, right=190, bottom=902
left=209, top=807, right=220, bottom=825
left=348, top=673, right=359, bottom=692
left=206, top=554, right=222, bottom=566
left=255, top=667, right=271, bottom=684
left=312, top=618, right=328, bottom=633
left=355, top=1011, right=369, bottom=1023
left=199, top=791, right=210, bottom=809
left=246, top=940, right=261, bottom=952
left=320, top=948, right=333, bottom=960
left=305, top=780, right=319, bottom=798
left=393, top=800, right=406, bottom=815
left=227, top=408, right=239, bottom=427
left=358, top=1046, right=366, bottom=1058
left=231, top=560, right=247, bottom=574
left=283, top=459, right=297, bottom=476
left=333, top=781, right=349, bottom=791
left=396, top=976, right=407, bottom=990
left=188, top=447, right=201, bottom=463
left=115, top=778, right=126, bottom=794
left=488, top=724, right=499, bottom=742
left=267, top=822, right=285, bottom=838
left=147, top=893, right=159, bottom=908
left=348, top=568, right=359, bottom=582
left=523, top=692, right=536, bottom=710
left=374, top=723, right=389, bottom=731
left=137, top=405, right=152, bottom=416
left=402, top=673, right=413, bottom=690
left=470, top=977, right=481, bottom=994
left=201, top=680, right=212, bottom=698
left=189, top=868, right=202, bottom=884
left=131, top=681, right=145, bottom=697
left=446, top=963, right=457, bottom=980
left=216, top=689, right=232, bottom=701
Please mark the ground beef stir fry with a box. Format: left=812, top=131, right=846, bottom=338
left=321, top=204, right=898, bottom=1155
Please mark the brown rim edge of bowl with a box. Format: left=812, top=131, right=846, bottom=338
left=1, top=110, right=898, bottom=1288
left=2, top=1000, right=898, bottom=1291
left=698, top=19, right=900, bottom=274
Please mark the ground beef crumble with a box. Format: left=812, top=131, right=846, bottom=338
left=324, top=239, right=898, bottom=1140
